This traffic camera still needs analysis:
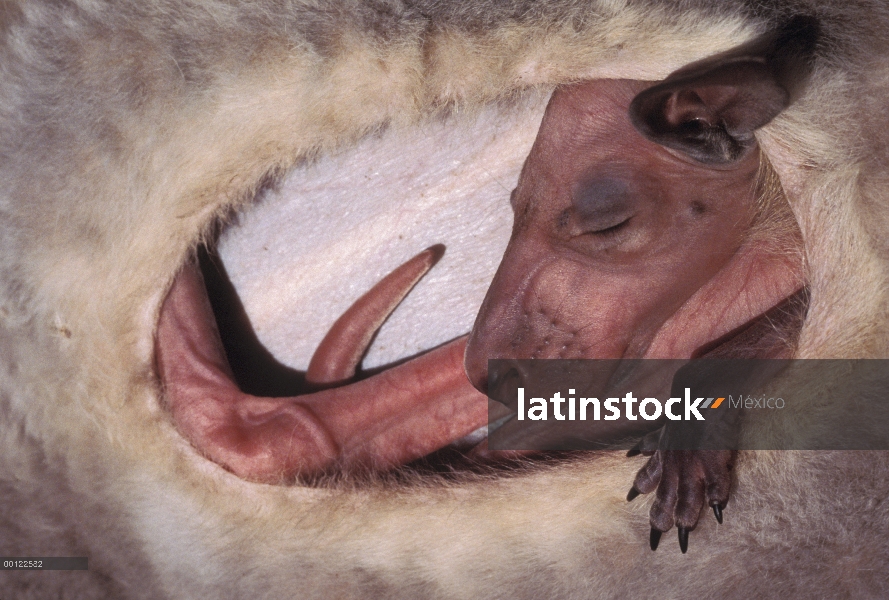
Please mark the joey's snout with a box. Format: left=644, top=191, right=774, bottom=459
left=464, top=256, right=528, bottom=394
left=463, top=237, right=561, bottom=392
left=464, top=244, right=631, bottom=393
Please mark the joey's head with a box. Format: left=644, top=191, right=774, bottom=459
left=465, top=19, right=817, bottom=392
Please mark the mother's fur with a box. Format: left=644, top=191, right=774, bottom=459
left=2, top=1, right=889, bottom=597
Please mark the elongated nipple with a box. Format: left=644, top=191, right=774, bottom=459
left=306, top=244, right=445, bottom=385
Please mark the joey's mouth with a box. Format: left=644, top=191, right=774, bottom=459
left=155, top=243, right=488, bottom=484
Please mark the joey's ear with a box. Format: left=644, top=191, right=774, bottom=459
left=630, top=16, right=819, bottom=164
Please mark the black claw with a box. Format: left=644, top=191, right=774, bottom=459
left=712, top=503, right=723, bottom=524
left=649, top=528, right=662, bottom=551
left=678, top=527, right=689, bottom=554
left=626, top=487, right=641, bottom=502
left=626, top=446, right=641, bottom=457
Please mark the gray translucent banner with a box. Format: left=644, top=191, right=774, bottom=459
left=486, top=359, right=889, bottom=450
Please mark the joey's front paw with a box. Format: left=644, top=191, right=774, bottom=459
left=626, top=446, right=736, bottom=553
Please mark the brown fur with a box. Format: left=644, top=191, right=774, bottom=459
left=2, top=1, right=889, bottom=597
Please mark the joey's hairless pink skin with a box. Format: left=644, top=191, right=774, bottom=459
left=156, top=248, right=486, bottom=483
left=464, top=79, right=803, bottom=392
left=464, top=67, right=809, bottom=550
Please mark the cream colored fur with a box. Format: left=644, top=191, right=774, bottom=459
left=2, top=1, right=889, bottom=597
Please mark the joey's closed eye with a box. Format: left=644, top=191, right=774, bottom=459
left=571, top=177, right=636, bottom=234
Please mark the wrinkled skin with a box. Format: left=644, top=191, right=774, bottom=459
left=465, top=80, right=801, bottom=382
left=464, top=78, right=805, bottom=549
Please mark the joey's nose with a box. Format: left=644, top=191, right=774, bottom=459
left=464, top=334, right=530, bottom=400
